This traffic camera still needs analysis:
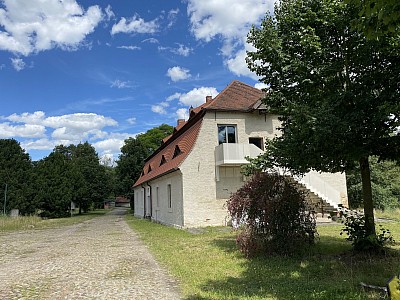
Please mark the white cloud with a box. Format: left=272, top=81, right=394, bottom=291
left=187, top=0, right=272, bottom=79
left=225, top=47, right=259, bottom=80
left=110, top=79, right=134, bottom=89
left=166, top=66, right=191, bottom=82
left=0, top=123, right=46, bottom=138
left=127, top=117, right=136, bottom=125
left=151, top=103, right=168, bottom=115
left=142, top=38, right=159, bottom=44
left=173, top=44, right=192, bottom=56
left=176, top=108, right=189, bottom=120
left=166, top=92, right=181, bottom=101
left=10, top=57, right=26, bottom=71
left=104, top=5, right=115, bottom=21
left=167, top=8, right=179, bottom=28
left=5, top=111, right=117, bottom=132
left=0, top=0, right=103, bottom=56
left=4, top=111, right=136, bottom=162
left=117, top=45, right=141, bottom=51
left=158, top=44, right=193, bottom=57
left=254, top=82, right=268, bottom=90
left=111, top=15, right=158, bottom=34
left=20, top=138, right=56, bottom=151
left=171, top=86, right=219, bottom=107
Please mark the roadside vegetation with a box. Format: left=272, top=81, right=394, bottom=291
left=0, top=209, right=109, bottom=232
left=126, top=215, right=400, bottom=300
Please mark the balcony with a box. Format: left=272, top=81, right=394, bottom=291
left=215, top=143, right=263, bottom=166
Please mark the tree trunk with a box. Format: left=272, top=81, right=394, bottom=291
left=359, top=156, right=376, bottom=236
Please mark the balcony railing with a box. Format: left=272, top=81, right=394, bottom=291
left=215, top=143, right=263, bottom=166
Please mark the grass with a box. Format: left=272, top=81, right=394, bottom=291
left=0, top=209, right=109, bottom=232
left=375, top=208, right=400, bottom=221
left=125, top=215, right=400, bottom=300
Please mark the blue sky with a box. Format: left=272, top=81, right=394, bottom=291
left=0, top=0, right=273, bottom=163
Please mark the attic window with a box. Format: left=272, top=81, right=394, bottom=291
left=147, top=165, right=152, bottom=173
left=172, top=145, right=182, bottom=158
left=160, top=155, right=167, bottom=166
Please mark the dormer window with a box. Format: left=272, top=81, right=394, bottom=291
left=173, top=145, right=182, bottom=158
left=160, top=155, right=167, bottom=166
left=147, top=165, right=152, bottom=173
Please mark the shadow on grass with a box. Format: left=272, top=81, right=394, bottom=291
left=186, top=235, right=400, bottom=300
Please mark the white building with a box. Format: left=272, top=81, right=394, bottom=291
left=133, top=80, right=348, bottom=228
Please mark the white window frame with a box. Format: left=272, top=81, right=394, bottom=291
left=217, top=124, right=237, bottom=144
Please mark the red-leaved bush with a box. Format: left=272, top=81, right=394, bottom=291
left=227, top=172, right=316, bottom=257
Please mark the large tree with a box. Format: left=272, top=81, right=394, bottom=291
left=34, top=151, right=74, bottom=218
left=0, top=139, right=34, bottom=215
left=115, top=124, right=173, bottom=202
left=247, top=0, right=400, bottom=237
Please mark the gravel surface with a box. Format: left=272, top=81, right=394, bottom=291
left=0, top=208, right=181, bottom=299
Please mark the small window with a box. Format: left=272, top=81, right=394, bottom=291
left=147, top=165, right=152, bottom=173
left=218, top=125, right=237, bottom=144
left=167, top=184, right=172, bottom=209
left=156, top=187, right=159, bottom=208
left=160, top=155, right=167, bottom=166
left=173, top=145, right=182, bottom=158
left=249, top=137, right=264, bottom=150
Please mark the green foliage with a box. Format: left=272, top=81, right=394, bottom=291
left=246, top=0, right=400, bottom=237
left=340, top=211, right=395, bottom=252
left=347, top=157, right=400, bottom=210
left=0, top=139, right=35, bottom=215
left=34, top=152, right=74, bottom=218
left=137, top=123, right=174, bottom=155
left=115, top=124, right=173, bottom=199
left=33, top=142, right=112, bottom=217
left=227, top=172, right=316, bottom=257
left=347, top=0, right=400, bottom=38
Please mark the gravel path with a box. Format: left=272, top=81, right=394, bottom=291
left=0, top=208, right=181, bottom=299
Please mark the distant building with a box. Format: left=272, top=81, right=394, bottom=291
left=115, top=196, right=130, bottom=208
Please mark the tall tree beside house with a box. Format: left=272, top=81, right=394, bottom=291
left=246, top=0, right=400, bottom=240
left=115, top=124, right=173, bottom=203
left=0, top=139, right=35, bottom=215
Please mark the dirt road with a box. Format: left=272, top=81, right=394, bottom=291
left=0, top=208, right=181, bottom=299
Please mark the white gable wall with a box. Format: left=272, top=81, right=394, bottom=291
left=133, top=170, right=184, bottom=227
left=180, top=111, right=281, bottom=227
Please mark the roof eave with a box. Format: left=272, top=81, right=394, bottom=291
left=133, top=167, right=180, bottom=188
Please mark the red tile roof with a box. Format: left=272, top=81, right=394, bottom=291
left=133, top=117, right=203, bottom=187
left=133, top=80, right=265, bottom=187
left=205, top=80, right=264, bottom=111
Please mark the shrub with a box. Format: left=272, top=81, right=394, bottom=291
left=227, top=172, right=317, bottom=257
left=340, top=211, right=395, bottom=252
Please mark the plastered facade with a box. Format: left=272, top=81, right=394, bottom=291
left=134, top=109, right=348, bottom=228
left=179, top=111, right=281, bottom=227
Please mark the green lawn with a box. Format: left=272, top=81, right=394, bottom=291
left=125, top=215, right=400, bottom=300
left=0, top=209, right=109, bottom=232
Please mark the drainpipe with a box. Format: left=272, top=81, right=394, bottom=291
left=141, top=184, right=146, bottom=219
left=147, top=182, right=152, bottom=219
